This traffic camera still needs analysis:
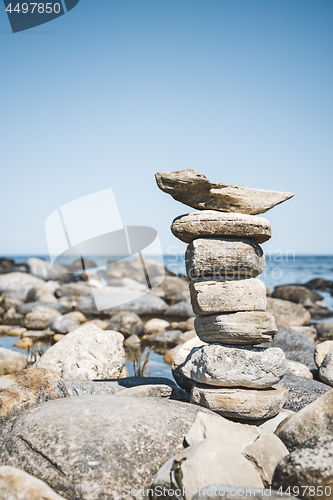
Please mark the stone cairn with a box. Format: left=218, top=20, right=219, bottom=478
left=156, top=169, right=294, bottom=420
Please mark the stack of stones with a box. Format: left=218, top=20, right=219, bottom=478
left=156, top=169, right=294, bottom=421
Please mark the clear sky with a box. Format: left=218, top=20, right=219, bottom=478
left=1, top=0, right=332, bottom=258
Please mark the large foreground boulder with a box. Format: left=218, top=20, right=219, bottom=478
left=35, top=324, right=127, bottom=380
left=0, top=395, right=213, bottom=500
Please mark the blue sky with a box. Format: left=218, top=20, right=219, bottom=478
left=1, top=0, right=332, bottom=257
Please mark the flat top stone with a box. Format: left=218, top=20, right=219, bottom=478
left=156, top=169, right=294, bottom=215
left=171, top=211, right=272, bottom=244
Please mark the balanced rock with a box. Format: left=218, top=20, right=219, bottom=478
left=155, top=169, right=294, bottom=215
left=35, top=324, right=127, bottom=380
left=190, top=277, right=267, bottom=316
left=171, top=211, right=271, bottom=244
left=186, top=237, right=265, bottom=279
left=194, top=311, right=277, bottom=344
left=177, top=344, right=286, bottom=388
left=191, top=385, right=289, bottom=420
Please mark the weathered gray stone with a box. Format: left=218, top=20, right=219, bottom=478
left=0, top=466, right=66, bottom=500
left=1, top=307, right=24, bottom=325
left=150, top=439, right=263, bottom=500
left=27, top=257, right=69, bottom=282
left=277, top=388, right=333, bottom=449
left=265, top=325, right=316, bottom=353
left=106, top=311, right=145, bottom=337
left=155, top=169, right=294, bottom=214
left=18, top=301, right=70, bottom=316
left=242, top=433, right=289, bottom=487
left=315, top=321, right=333, bottom=340
left=157, top=275, right=189, bottom=297
left=0, top=395, right=215, bottom=500
left=144, top=318, right=170, bottom=334
left=26, top=284, right=58, bottom=303
left=191, top=385, right=288, bottom=420
left=290, top=326, right=317, bottom=339
left=164, top=300, right=194, bottom=319
left=49, top=314, right=79, bottom=334
left=35, top=324, right=127, bottom=380
left=0, top=272, right=45, bottom=301
left=272, top=435, right=333, bottom=500
left=63, top=376, right=188, bottom=401
left=194, top=311, right=277, bottom=344
left=190, top=278, right=267, bottom=316
left=315, top=341, right=333, bottom=367
left=0, top=348, right=27, bottom=375
left=285, top=360, right=313, bottom=379
left=79, top=288, right=168, bottom=316
left=319, top=349, right=333, bottom=387
left=171, top=211, right=271, bottom=244
left=276, top=374, right=330, bottom=412
left=144, top=329, right=197, bottom=350
left=186, top=238, right=265, bottom=279
left=266, top=297, right=311, bottom=326
left=272, top=285, right=322, bottom=307
left=0, top=367, right=68, bottom=422
left=177, top=344, right=286, bottom=388
left=185, top=411, right=260, bottom=451
left=23, top=306, right=59, bottom=330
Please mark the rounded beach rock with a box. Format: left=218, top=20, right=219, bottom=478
left=190, top=277, right=267, bottom=316
left=194, top=311, right=277, bottom=344
left=171, top=211, right=271, bottom=244
left=0, top=395, right=217, bottom=499
left=176, top=344, right=286, bottom=388
left=185, top=237, right=265, bottom=279
left=35, top=323, right=127, bottom=380
left=191, top=385, right=289, bottom=420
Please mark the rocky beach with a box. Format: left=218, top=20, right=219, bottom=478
left=0, top=170, right=333, bottom=499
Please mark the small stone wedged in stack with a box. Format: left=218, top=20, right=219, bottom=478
left=156, top=169, right=293, bottom=421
